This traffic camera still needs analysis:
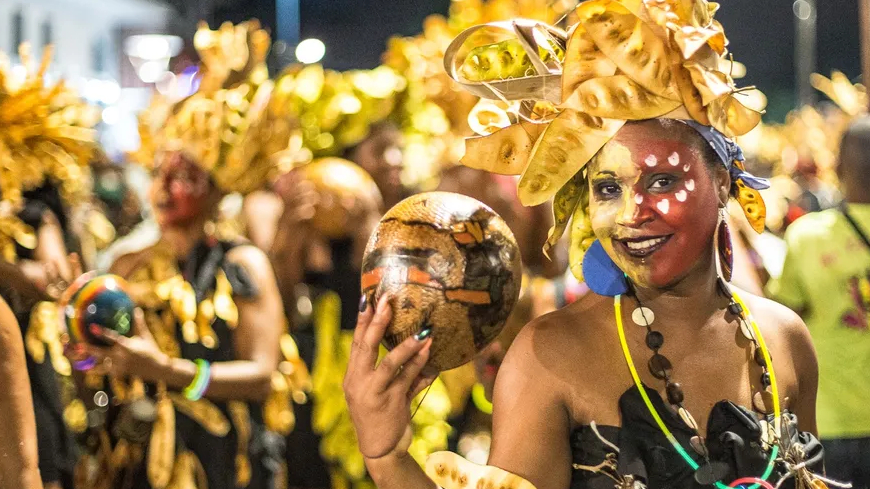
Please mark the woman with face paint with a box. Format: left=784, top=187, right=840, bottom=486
left=73, top=21, right=295, bottom=489
left=342, top=2, right=835, bottom=488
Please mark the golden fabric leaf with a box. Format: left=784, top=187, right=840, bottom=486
left=568, top=201, right=596, bottom=282
left=461, top=121, right=545, bottom=175
left=147, top=388, right=176, bottom=489
left=544, top=170, right=587, bottom=259
left=167, top=394, right=232, bottom=436
left=561, top=74, right=681, bottom=119
left=425, top=451, right=538, bottom=489
left=582, top=2, right=678, bottom=100
left=733, top=179, right=767, bottom=233
left=518, top=110, right=623, bottom=206
left=561, top=24, right=618, bottom=99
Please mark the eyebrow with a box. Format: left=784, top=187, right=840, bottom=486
left=593, top=170, right=617, bottom=177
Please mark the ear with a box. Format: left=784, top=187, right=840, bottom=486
left=715, top=165, right=731, bottom=208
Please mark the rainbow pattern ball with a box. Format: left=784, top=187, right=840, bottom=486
left=62, top=273, right=135, bottom=347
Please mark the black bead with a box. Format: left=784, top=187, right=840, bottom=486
left=646, top=330, right=664, bottom=350
left=648, top=354, right=673, bottom=380
left=761, top=371, right=771, bottom=388
left=728, top=302, right=743, bottom=316
left=754, top=347, right=768, bottom=366
left=666, top=382, right=685, bottom=405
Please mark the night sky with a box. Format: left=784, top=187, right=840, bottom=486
left=210, top=0, right=862, bottom=121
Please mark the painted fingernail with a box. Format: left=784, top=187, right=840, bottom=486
left=359, top=294, right=368, bottom=312
left=414, top=328, right=432, bottom=341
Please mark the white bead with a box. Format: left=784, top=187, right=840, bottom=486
left=631, top=307, right=655, bottom=327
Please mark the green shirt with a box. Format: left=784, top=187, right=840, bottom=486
left=767, top=204, right=870, bottom=439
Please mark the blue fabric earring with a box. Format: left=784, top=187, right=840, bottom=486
left=582, top=240, right=629, bottom=296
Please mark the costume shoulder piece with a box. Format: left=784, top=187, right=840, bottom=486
left=0, top=44, right=98, bottom=262
left=444, top=0, right=769, bottom=280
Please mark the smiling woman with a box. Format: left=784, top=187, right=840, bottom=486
left=342, top=1, right=835, bottom=488
left=590, top=120, right=726, bottom=289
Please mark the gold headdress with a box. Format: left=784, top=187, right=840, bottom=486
left=382, top=0, right=577, bottom=189
left=0, top=44, right=98, bottom=261
left=444, top=0, right=767, bottom=279
left=268, top=63, right=405, bottom=174
left=131, top=21, right=285, bottom=195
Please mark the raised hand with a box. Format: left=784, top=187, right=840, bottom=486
left=343, top=295, right=436, bottom=459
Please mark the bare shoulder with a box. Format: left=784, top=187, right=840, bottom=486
left=225, top=243, right=275, bottom=278
left=740, top=289, right=814, bottom=353
left=109, top=246, right=158, bottom=278
left=501, top=292, right=618, bottom=392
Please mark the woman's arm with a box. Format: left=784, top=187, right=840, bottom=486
left=96, top=246, right=284, bottom=402
left=488, top=323, right=573, bottom=489
left=347, top=302, right=572, bottom=489
left=156, top=245, right=283, bottom=400
left=18, top=210, right=73, bottom=293
left=0, top=296, right=43, bottom=489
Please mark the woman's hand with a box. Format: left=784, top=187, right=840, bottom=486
left=87, top=308, right=170, bottom=382
left=344, top=295, right=436, bottom=459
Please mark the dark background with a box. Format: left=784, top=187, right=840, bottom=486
left=164, top=0, right=862, bottom=122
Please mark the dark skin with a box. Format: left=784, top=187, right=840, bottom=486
left=92, top=153, right=284, bottom=401
left=344, top=120, right=819, bottom=489
left=266, top=168, right=381, bottom=323
left=0, top=295, right=43, bottom=489
left=836, top=115, right=870, bottom=204
left=347, top=122, right=407, bottom=209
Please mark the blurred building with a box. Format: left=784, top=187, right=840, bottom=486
left=0, top=0, right=175, bottom=156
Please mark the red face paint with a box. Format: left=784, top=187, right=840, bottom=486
left=588, top=122, right=720, bottom=289
left=149, top=152, right=211, bottom=228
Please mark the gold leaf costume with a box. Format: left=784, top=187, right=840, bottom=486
left=77, top=21, right=310, bottom=489
left=0, top=44, right=98, bottom=262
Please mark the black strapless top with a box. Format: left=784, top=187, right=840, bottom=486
left=569, top=386, right=823, bottom=489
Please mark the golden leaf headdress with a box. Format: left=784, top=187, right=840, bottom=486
left=268, top=63, right=405, bottom=174
left=381, top=0, right=577, bottom=189
left=444, top=0, right=767, bottom=279
left=0, top=44, right=98, bottom=262
left=130, top=20, right=287, bottom=195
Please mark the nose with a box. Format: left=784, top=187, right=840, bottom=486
left=616, top=190, right=651, bottom=228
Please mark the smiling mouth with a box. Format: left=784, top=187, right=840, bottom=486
left=615, top=235, right=672, bottom=258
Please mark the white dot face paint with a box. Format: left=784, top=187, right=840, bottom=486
left=634, top=193, right=644, bottom=205
left=644, top=155, right=658, bottom=167
left=683, top=164, right=691, bottom=172
left=675, top=189, right=687, bottom=202
left=686, top=179, right=695, bottom=191
left=656, top=199, right=670, bottom=214
left=668, top=152, right=680, bottom=166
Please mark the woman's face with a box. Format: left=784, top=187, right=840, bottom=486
left=588, top=121, right=724, bottom=289
left=149, top=151, right=212, bottom=228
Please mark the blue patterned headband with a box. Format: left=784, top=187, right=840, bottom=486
left=682, top=120, right=769, bottom=191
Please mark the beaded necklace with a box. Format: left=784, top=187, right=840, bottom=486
left=614, top=283, right=780, bottom=488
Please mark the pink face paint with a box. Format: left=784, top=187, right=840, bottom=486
left=656, top=199, right=670, bottom=214
left=588, top=121, right=720, bottom=290
left=668, top=152, right=680, bottom=166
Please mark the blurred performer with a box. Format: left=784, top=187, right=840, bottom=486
left=78, top=21, right=299, bottom=489
left=0, top=293, right=43, bottom=489
left=0, top=44, right=98, bottom=489
left=769, top=116, right=870, bottom=487
left=269, top=158, right=451, bottom=489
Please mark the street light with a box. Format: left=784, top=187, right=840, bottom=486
left=296, top=38, right=325, bottom=64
